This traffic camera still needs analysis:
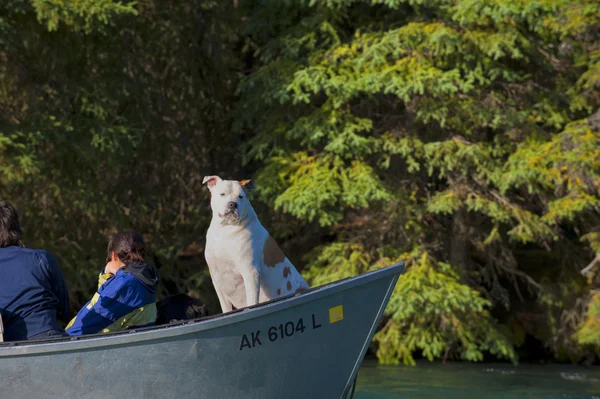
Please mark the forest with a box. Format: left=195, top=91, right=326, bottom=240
left=0, top=0, right=599, bottom=365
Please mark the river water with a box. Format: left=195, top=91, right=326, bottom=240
left=354, top=360, right=600, bottom=398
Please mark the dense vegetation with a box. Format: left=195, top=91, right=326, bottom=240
left=1, top=0, right=598, bottom=365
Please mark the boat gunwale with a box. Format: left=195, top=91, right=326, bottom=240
left=0, top=262, right=404, bottom=357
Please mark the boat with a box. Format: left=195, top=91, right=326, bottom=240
left=0, top=262, right=404, bottom=399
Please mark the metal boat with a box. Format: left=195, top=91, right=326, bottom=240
left=0, top=262, right=404, bottom=399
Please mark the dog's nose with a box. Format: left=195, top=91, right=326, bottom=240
left=227, top=201, right=237, bottom=210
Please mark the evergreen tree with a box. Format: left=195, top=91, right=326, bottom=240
left=235, top=0, right=600, bottom=364
left=0, top=0, right=239, bottom=312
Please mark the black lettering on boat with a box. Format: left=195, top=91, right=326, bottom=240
left=240, top=316, right=319, bottom=349
left=296, top=318, right=305, bottom=333
left=268, top=326, right=278, bottom=342
left=239, top=334, right=252, bottom=351
left=312, top=314, right=321, bottom=329
left=284, top=322, right=294, bottom=337
left=251, top=330, right=262, bottom=347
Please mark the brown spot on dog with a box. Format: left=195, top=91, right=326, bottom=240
left=264, top=236, right=285, bottom=267
left=287, top=281, right=292, bottom=291
left=295, top=287, right=308, bottom=294
left=277, top=288, right=281, bottom=296
left=283, top=266, right=291, bottom=278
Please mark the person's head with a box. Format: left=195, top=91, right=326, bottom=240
left=0, top=201, right=22, bottom=248
left=106, top=230, right=145, bottom=265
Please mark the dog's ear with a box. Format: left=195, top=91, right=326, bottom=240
left=239, top=179, right=256, bottom=193
left=202, top=175, right=222, bottom=189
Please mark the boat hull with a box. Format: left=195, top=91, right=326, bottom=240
left=0, top=263, right=403, bottom=399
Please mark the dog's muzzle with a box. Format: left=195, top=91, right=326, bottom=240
left=219, top=209, right=239, bottom=220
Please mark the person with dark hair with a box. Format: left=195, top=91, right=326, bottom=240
left=0, top=201, right=70, bottom=341
left=65, top=230, right=159, bottom=336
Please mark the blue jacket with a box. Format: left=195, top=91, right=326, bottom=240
left=0, top=246, right=70, bottom=341
left=66, top=262, right=158, bottom=336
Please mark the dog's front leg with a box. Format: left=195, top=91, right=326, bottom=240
left=241, top=267, right=261, bottom=307
left=214, top=281, right=233, bottom=314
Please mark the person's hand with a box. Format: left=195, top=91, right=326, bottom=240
left=104, top=260, right=120, bottom=275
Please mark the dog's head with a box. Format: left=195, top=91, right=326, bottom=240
left=202, top=175, right=256, bottom=223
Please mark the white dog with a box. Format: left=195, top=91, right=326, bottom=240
left=202, top=175, right=309, bottom=313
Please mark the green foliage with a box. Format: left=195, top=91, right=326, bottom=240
left=574, top=292, right=600, bottom=348
left=0, top=0, right=239, bottom=313
left=303, top=242, right=373, bottom=285
left=257, top=153, right=390, bottom=226
left=374, top=252, right=516, bottom=365
left=237, top=0, right=600, bottom=364
left=31, top=0, right=137, bottom=32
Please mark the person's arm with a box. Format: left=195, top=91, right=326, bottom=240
left=66, top=274, right=146, bottom=336
left=43, top=252, right=71, bottom=323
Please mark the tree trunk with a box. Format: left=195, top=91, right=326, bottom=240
left=450, top=208, right=468, bottom=269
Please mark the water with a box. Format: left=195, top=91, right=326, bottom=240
left=354, top=360, right=600, bottom=398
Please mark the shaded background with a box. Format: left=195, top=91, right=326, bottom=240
left=1, top=0, right=599, bottom=366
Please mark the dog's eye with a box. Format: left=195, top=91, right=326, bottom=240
left=220, top=193, right=225, bottom=197
left=238, top=195, right=243, bottom=199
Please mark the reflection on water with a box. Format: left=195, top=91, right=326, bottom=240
left=355, top=360, right=600, bottom=399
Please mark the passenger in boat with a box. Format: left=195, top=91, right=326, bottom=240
left=0, top=201, right=70, bottom=341
left=65, top=230, right=159, bottom=336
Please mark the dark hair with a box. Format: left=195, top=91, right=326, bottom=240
left=0, top=201, right=22, bottom=248
left=106, top=230, right=145, bottom=265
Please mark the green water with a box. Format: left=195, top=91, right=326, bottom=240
left=355, top=360, right=600, bottom=398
